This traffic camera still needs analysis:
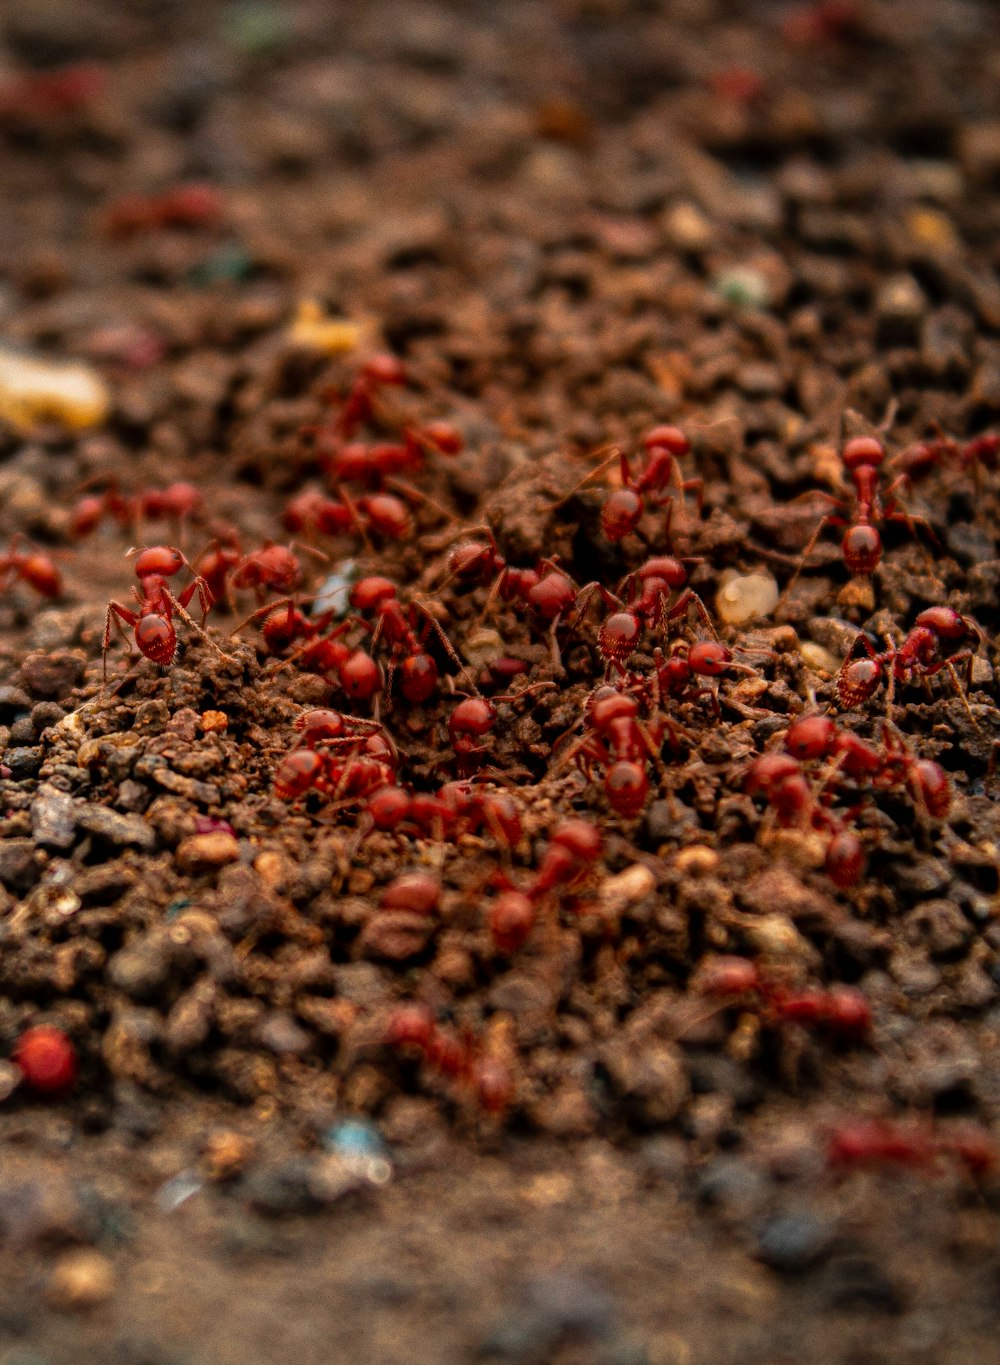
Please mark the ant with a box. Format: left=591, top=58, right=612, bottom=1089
left=555, top=688, right=666, bottom=818
left=627, top=640, right=766, bottom=717
left=318, top=422, right=463, bottom=486
left=694, top=954, right=872, bottom=1039
left=836, top=607, right=982, bottom=721
left=71, top=480, right=203, bottom=539
left=101, top=183, right=222, bottom=236
left=273, top=733, right=399, bottom=803
left=744, top=751, right=867, bottom=886
left=0, top=534, right=62, bottom=599
left=827, top=1116, right=996, bottom=1177
left=556, top=424, right=702, bottom=547
left=487, top=818, right=604, bottom=954
left=347, top=576, right=464, bottom=703
left=447, top=682, right=555, bottom=770
left=780, top=434, right=936, bottom=599
left=103, top=545, right=229, bottom=681
left=580, top=556, right=714, bottom=671
left=363, top=781, right=523, bottom=851
left=782, top=713, right=952, bottom=818
left=384, top=1004, right=514, bottom=1116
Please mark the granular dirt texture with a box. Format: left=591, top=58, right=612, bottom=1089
left=2, top=1, right=1000, bottom=1362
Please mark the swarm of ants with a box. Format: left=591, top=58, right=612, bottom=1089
left=5, top=348, right=1000, bottom=1167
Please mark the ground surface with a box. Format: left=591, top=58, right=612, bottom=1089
left=2, top=1, right=1000, bottom=1362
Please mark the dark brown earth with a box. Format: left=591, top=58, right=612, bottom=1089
left=2, top=1, right=1000, bottom=1361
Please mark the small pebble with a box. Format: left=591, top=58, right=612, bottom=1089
left=175, top=831, right=241, bottom=873
left=753, top=1210, right=835, bottom=1272
left=47, top=1249, right=115, bottom=1309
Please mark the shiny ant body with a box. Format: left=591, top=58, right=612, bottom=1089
left=0, top=535, right=62, bottom=599
left=836, top=607, right=981, bottom=715
left=695, top=955, right=872, bottom=1039
left=487, top=818, right=604, bottom=954
left=102, top=545, right=224, bottom=679
left=784, top=435, right=935, bottom=593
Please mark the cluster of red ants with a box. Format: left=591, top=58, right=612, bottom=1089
left=3, top=351, right=996, bottom=1135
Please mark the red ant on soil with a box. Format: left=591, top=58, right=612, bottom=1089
left=836, top=607, right=981, bottom=721
left=554, top=688, right=666, bottom=818
left=348, top=576, right=464, bottom=704
left=0, top=535, right=62, bottom=599
left=103, top=545, right=231, bottom=680
left=744, top=751, right=867, bottom=886
left=487, top=818, right=604, bottom=954
left=363, top=781, right=523, bottom=850
left=780, top=434, right=936, bottom=599
left=584, top=556, right=715, bottom=671
left=101, top=183, right=223, bottom=236
left=71, top=481, right=203, bottom=539
left=273, top=729, right=399, bottom=803
left=694, top=955, right=873, bottom=1039
left=782, top=713, right=952, bottom=818
left=384, top=1004, right=514, bottom=1116
left=827, top=1116, right=996, bottom=1177
left=556, top=424, right=703, bottom=547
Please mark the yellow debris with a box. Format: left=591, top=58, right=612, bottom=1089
left=0, top=347, right=109, bottom=432
left=906, top=206, right=961, bottom=253
left=287, top=299, right=363, bottom=355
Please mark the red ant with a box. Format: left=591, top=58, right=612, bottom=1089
left=101, top=183, right=223, bottom=236
left=557, top=424, right=702, bottom=547
left=0, top=535, right=62, bottom=599
left=447, top=682, right=555, bottom=769
left=582, top=556, right=714, bottom=671
left=893, top=430, right=1000, bottom=488
left=555, top=688, right=666, bottom=818
left=695, top=955, right=872, bottom=1039
left=384, top=1004, right=514, bottom=1116
left=103, top=545, right=227, bottom=681
left=487, top=818, right=604, bottom=954
left=438, top=534, right=581, bottom=627
left=318, top=422, right=463, bottom=486
left=627, top=640, right=765, bottom=717
left=744, top=751, right=866, bottom=886
left=781, top=435, right=936, bottom=598
left=836, top=607, right=981, bottom=719
left=237, top=597, right=384, bottom=707
left=0, top=63, right=105, bottom=121
left=273, top=733, right=398, bottom=803
left=365, top=781, right=523, bottom=850
left=194, top=536, right=308, bottom=612
left=71, top=481, right=203, bottom=539
left=827, top=1116, right=996, bottom=1177
left=782, top=713, right=952, bottom=818
left=349, top=576, right=466, bottom=704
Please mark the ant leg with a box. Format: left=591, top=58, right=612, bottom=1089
left=550, top=444, right=623, bottom=510
left=682, top=477, right=705, bottom=515
left=383, top=476, right=460, bottom=527
left=103, top=601, right=139, bottom=683
left=177, top=574, right=214, bottom=624
left=410, top=599, right=470, bottom=677
left=774, top=510, right=840, bottom=611
left=662, top=589, right=718, bottom=641
left=164, top=588, right=237, bottom=664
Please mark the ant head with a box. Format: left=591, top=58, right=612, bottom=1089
left=841, top=435, right=885, bottom=471
left=131, top=544, right=187, bottom=579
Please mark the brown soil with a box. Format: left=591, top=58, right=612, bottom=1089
left=2, top=2, right=1000, bottom=1362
